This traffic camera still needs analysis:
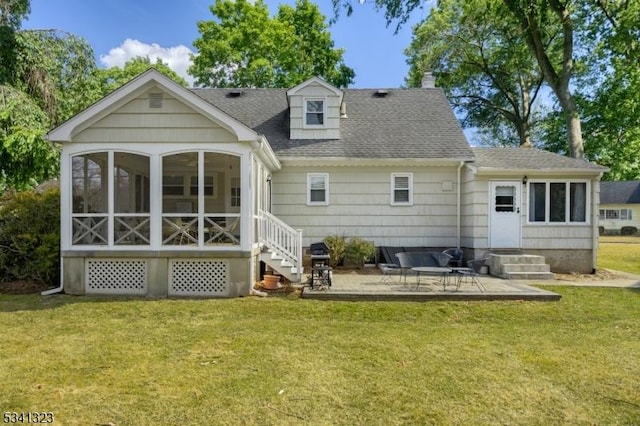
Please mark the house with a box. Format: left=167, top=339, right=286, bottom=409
left=599, top=180, right=640, bottom=235
left=46, top=69, right=608, bottom=297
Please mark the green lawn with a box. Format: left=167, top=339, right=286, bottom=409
left=1, top=288, right=639, bottom=425
left=598, top=236, right=640, bottom=275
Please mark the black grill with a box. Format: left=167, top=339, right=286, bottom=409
left=309, top=242, right=331, bottom=287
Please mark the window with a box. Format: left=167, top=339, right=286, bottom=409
left=190, top=175, right=215, bottom=196
left=230, top=177, right=241, bottom=207
left=495, top=185, right=515, bottom=212
left=391, top=173, right=413, bottom=205
left=600, top=208, right=632, bottom=220
left=528, top=181, right=588, bottom=224
left=305, top=99, right=325, bottom=126
left=308, top=173, right=328, bottom=205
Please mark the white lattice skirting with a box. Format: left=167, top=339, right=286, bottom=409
left=86, top=259, right=147, bottom=295
left=169, top=260, right=229, bottom=297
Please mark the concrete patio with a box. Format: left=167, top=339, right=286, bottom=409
left=301, top=269, right=562, bottom=301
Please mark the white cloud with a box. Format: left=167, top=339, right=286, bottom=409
left=100, top=38, right=195, bottom=86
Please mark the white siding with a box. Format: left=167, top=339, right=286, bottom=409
left=271, top=166, right=459, bottom=247
left=288, top=83, right=341, bottom=140
left=461, top=167, right=598, bottom=251
left=599, top=203, right=640, bottom=233
left=74, top=89, right=236, bottom=144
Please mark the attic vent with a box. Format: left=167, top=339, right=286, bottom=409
left=228, top=89, right=244, bottom=98
left=148, top=93, right=163, bottom=108
left=374, top=90, right=389, bottom=97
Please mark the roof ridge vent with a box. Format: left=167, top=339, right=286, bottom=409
left=374, top=89, right=389, bottom=97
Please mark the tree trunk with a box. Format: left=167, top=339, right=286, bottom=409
left=557, top=91, right=584, bottom=159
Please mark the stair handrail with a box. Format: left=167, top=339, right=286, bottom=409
left=259, top=210, right=303, bottom=276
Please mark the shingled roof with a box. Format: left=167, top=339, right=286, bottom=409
left=192, top=87, right=473, bottom=160
left=600, top=181, right=640, bottom=204
left=472, top=147, right=608, bottom=172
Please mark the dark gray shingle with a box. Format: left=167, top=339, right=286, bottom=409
left=600, top=181, right=640, bottom=204
left=472, top=147, right=608, bottom=172
left=191, top=87, right=473, bottom=159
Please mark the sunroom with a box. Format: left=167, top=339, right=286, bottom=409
left=48, top=70, right=285, bottom=298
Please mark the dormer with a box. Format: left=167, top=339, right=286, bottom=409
left=286, top=77, right=343, bottom=140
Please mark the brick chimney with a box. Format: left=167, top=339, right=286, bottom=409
left=421, top=71, right=436, bottom=88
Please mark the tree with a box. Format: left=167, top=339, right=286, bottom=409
left=332, top=0, right=592, bottom=159
left=500, top=0, right=585, bottom=159
left=0, top=0, right=30, bottom=84
left=97, top=56, right=188, bottom=95
left=12, top=29, right=97, bottom=125
left=0, top=85, right=56, bottom=191
left=405, top=0, right=545, bottom=148
left=189, top=0, right=354, bottom=88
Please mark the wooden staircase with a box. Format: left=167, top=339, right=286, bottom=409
left=486, top=254, right=555, bottom=280
left=258, top=210, right=304, bottom=283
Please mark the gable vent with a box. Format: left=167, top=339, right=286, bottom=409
left=148, top=93, right=163, bottom=108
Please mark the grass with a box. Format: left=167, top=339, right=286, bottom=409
left=1, top=288, right=640, bottom=425
left=598, top=235, right=640, bottom=275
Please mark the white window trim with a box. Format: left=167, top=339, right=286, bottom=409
left=526, top=180, right=590, bottom=225
left=303, top=97, right=327, bottom=128
left=307, top=173, right=329, bottom=206
left=391, top=173, right=413, bottom=206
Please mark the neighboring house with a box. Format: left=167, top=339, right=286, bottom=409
left=46, top=70, right=608, bottom=297
left=599, top=180, right=640, bottom=235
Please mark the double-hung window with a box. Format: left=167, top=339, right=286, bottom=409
left=528, top=181, right=588, bottom=224
left=307, top=173, right=329, bottom=205
left=305, top=99, right=325, bottom=127
left=391, top=173, right=413, bottom=205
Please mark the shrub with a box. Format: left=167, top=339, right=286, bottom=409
left=323, top=234, right=346, bottom=267
left=621, top=226, right=638, bottom=236
left=344, top=237, right=376, bottom=268
left=0, top=188, right=60, bottom=286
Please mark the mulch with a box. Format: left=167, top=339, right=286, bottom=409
left=0, top=280, right=53, bottom=295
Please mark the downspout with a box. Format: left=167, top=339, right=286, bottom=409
left=457, top=161, right=464, bottom=249
left=592, top=173, right=604, bottom=273
left=41, top=257, right=64, bottom=295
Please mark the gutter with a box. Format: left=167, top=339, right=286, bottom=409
left=41, top=256, right=64, bottom=295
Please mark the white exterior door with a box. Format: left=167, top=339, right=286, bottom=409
left=489, top=181, right=521, bottom=248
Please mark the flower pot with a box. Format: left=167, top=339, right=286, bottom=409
left=263, top=274, right=280, bottom=289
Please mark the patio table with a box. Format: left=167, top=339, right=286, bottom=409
left=411, top=266, right=452, bottom=290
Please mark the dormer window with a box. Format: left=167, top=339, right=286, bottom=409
left=305, top=98, right=325, bottom=127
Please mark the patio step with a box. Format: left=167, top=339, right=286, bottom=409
left=487, top=254, right=554, bottom=280
left=260, top=249, right=304, bottom=283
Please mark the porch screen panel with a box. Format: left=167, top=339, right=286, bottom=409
left=204, top=152, right=240, bottom=246
left=114, top=152, right=150, bottom=245
left=162, top=153, right=198, bottom=245
left=72, top=153, right=108, bottom=245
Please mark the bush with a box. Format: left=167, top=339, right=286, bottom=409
left=323, top=234, right=346, bottom=267
left=0, top=188, right=60, bottom=286
left=621, top=226, right=638, bottom=236
left=344, top=237, right=376, bottom=268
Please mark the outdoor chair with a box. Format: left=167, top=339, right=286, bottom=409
left=395, top=252, right=415, bottom=284
left=443, top=248, right=463, bottom=267
left=456, top=258, right=487, bottom=292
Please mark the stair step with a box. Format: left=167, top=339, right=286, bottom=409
left=501, top=263, right=550, bottom=273
left=503, top=272, right=555, bottom=280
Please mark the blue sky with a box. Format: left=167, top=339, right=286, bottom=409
left=23, top=0, right=428, bottom=88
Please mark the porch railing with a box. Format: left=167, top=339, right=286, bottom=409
left=259, top=210, right=303, bottom=275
